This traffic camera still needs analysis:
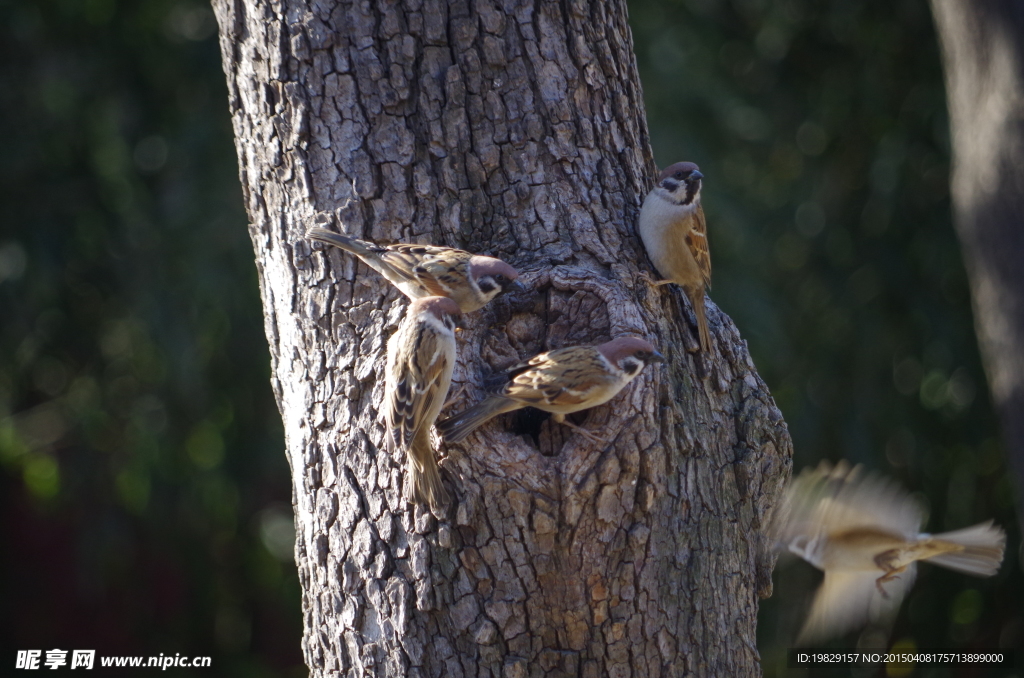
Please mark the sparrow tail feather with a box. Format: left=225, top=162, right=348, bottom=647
left=437, top=396, right=520, bottom=443
left=406, top=431, right=449, bottom=512
left=307, top=227, right=374, bottom=255
left=307, top=227, right=395, bottom=274
left=926, top=521, right=1005, bottom=577
left=689, top=287, right=711, bottom=352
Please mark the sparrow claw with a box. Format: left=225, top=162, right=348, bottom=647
left=559, top=419, right=611, bottom=446
left=875, top=568, right=904, bottom=598
left=442, top=382, right=470, bottom=411
left=636, top=270, right=673, bottom=287
left=875, top=577, right=891, bottom=599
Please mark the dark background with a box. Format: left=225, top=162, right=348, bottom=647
left=0, top=0, right=1018, bottom=676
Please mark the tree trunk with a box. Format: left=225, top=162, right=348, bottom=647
left=211, top=0, right=791, bottom=675
left=930, top=0, right=1024, bottom=514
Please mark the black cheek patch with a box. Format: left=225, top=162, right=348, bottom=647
left=661, top=179, right=679, bottom=192
left=476, top=279, right=497, bottom=295
left=622, top=359, right=640, bottom=376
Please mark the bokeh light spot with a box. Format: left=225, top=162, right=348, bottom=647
left=24, top=453, right=59, bottom=498
left=796, top=122, right=828, bottom=156
left=133, top=135, right=169, bottom=173
left=886, top=638, right=916, bottom=677
left=186, top=421, right=225, bottom=470
left=259, top=505, right=297, bottom=563
left=951, top=589, right=983, bottom=626
left=0, top=241, right=27, bottom=282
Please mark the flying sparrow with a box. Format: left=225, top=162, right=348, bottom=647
left=437, top=337, right=664, bottom=443
left=770, top=460, right=1005, bottom=644
left=637, top=162, right=713, bottom=351
left=384, top=296, right=462, bottom=511
left=307, top=227, right=520, bottom=313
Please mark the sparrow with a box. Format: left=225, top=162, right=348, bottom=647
left=384, top=296, right=462, bottom=511
left=307, top=227, right=520, bottom=313
left=770, top=460, right=1005, bottom=644
left=637, top=161, right=713, bottom=351
left=437, top=337, right=664, bottom=443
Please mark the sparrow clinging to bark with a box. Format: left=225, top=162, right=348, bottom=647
left=770, top=460, right=1005, bottom=644
left=307, top=227, right=521, bottom=313
left=637, top=162, right=713, bottom=351
left=437, top=337, right=664, bottom=444
left=384, top=296, right=462, bottom=511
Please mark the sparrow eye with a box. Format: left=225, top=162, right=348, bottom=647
left=494, top=274, right=506, bottom=284
left=674, top=171, right=687, bottom=180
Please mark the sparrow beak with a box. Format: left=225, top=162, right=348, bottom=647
left=503, top=279, right=527, bottom=293
left=689, top=170, right=703, bottom=181
left=647, top=351, right=666, bottom=364
left=453, top=316, right=467, bottom=331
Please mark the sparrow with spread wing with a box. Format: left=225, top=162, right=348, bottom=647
left=384, top=296, right=462, bottom=511
left=437, top=337, right=663, bottom=443
left=307, top=227, right=520, bottom=313
left=638, top=162, right=713, bottom=351
left=770, top=461, right=1005, bottom=644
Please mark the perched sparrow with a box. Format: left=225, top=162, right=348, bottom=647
left=384, top=296, right=461, bottom=511
left=307, top=227, right=520, bottom=313
left=437, top=337, right=664, bottom=443
left=637, top=162, right=713, bottom=351
left=771, top=460, right=1005, bottom=644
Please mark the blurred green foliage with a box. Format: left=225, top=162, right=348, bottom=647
left=0, top=0, right=301, bottom=675
left=630, top=0, right=1021, bottom=672
left=0, top=0, right=1019, bottom=676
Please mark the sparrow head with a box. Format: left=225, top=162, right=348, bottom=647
left=412, top=296, right=462, bottom=332
left=657, top=161, right=704, bottom=206
left=468, top=256, right=522, bottom=300
left=597, top=337, right=665, bottom=376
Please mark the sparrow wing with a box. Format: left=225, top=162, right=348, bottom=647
left=686, top=204, right=712, bottom=288
left=386, top=323, right=453, bottom=451
left=381, top=245, right=470, bottom=298
left=501, top=347, right=617, bottom=411
left=772, top=461, right=924, bottom=548
left=797, top=565, right=914, bottom=644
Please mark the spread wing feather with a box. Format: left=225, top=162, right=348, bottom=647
left=797, top=567, right=913, bottom=644
left=772, top=461, right=925, bottom=550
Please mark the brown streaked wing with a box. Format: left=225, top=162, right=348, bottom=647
left=413, top=251, right=473, bottom=295
left=375, top=244, right=457, bottom=296
left=387, top=327, right=452, bottom=450
left=502, top=347, right=613, bottom=409
left=685, top=204, right=712, bottom=288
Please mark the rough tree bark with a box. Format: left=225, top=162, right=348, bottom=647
left=212, top=0, right=791, bottom=675
left=930, top=1, right=1024, bottom=516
